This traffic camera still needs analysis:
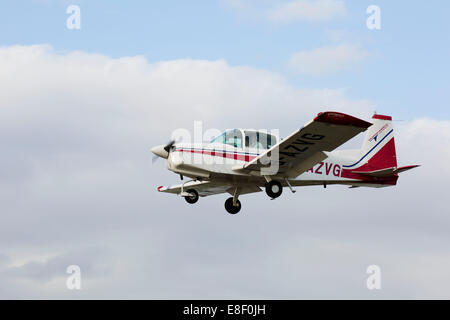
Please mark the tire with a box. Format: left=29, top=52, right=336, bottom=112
left=265, top=180, right=283, bottom=198
left=185, top=189, right=199, bottom=204
left=224, top=197, right=241, bottom=214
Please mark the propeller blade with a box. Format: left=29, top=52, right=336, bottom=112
left=163, top=140, right=176, bottom=152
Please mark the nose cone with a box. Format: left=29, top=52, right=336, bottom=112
left=151, top=145, right=169, bottom=159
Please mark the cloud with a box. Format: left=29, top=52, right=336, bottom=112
left=0, top=45, right=449, bottom=299
left=0, top=248, right=114, bottom=298
left=289, top=44, right=369, bottom=75
left=396, top=118, right=450, bottom=176
left=0, top=44, right=372, bottom=143
left=3, top=248, right=112, bottom=283
left=268, top=0, right=347, bottom=22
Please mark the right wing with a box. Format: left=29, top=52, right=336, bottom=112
left=234, top=111, right=372, bottom=178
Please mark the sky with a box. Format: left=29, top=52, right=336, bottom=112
left=0, top=0, right=449, bottom=299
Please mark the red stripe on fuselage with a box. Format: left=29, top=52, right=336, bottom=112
left=175, top=149, right=256, bottom=162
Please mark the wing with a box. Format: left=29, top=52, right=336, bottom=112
left=157, top=181, right=261, bottom=197
left=234, top=111, right=372, bottom=178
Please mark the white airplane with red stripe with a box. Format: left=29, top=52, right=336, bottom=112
left=151, top=112, right=419, bottom=214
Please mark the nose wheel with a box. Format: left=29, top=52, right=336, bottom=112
left=225, top=197, right=241, bottom=214
left=265, top=180, right=283, bottom=199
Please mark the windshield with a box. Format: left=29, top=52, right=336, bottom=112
left=211, top=129, right=243, bottom=148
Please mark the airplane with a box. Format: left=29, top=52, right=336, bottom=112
left=151, top=111, right=419, bottom=214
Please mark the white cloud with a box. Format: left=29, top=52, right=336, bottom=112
left=0, top=45, right=449, bottom=299
left=289, top=44, right=369, bottom=75
left=269, top=0, right=346, bottom=22
left=0, top=44, right=372, bottom=139
left=396, top=118, right=450, bottom=176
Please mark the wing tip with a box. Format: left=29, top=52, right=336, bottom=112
left=372, top=114, right=392, bottom=121
left=315, top=111, right=372, bottom=129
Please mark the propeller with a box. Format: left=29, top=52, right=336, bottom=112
left=152, top=139, right=176, bottom=164
left=163, top=140, right=176, bottom=152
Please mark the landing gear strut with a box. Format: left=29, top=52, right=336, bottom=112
left=265, top=180, right=283, bottom=199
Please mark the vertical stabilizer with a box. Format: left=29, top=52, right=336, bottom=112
left=346, top=114, right=397, bottom=171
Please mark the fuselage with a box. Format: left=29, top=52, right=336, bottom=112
left=164, top=139, right=397, bottom=188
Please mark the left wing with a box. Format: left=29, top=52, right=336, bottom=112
left=158, top=181, right=261, bottom=197
left=233, top=111, right=372, bottom=178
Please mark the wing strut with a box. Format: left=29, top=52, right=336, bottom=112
left=285, top=179, right=296, bottom=193
left=180, top=178, right=197, bottom=197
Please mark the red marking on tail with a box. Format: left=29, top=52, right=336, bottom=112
left=342, top=137, right=398, bottom=184
left=359, top=137, right=397, bottom=171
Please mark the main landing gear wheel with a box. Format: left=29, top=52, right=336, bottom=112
left=184, top=189, right=199, bottom=204
left=225, top=197, right=241, bottom=215
left=265, top=180, right=283, bottom=199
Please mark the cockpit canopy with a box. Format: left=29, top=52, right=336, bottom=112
left=211, top=129, right=277, bottom=150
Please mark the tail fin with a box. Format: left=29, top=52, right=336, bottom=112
left=342, top=113, right=420, bottom=180
left=346, top=114, right=397, bottom=172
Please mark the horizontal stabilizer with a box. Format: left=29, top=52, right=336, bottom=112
left=352, top=167, right=396, bottom=177
left=352, top=165, right=420, bottom=177
left=395, top=165, right=420, bottom=174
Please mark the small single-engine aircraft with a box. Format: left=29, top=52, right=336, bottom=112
left=152, top=112, right=419, bottom=214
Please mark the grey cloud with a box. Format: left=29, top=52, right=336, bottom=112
left=1, top=247, right=112, bottom=282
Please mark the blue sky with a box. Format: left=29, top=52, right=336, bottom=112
left=1, top=1, right=449, bottom=120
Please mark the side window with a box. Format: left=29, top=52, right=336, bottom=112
left=266, top=134, right=276, bottom=149
left=244, top=131, right=277, bottom=150
left=225, top=130, right=242, bottom=149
